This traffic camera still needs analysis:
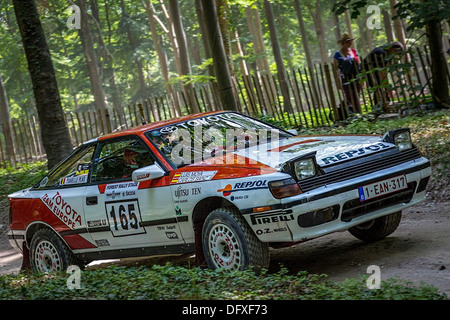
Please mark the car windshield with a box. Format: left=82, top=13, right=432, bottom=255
left=145, top=112, right=291, bottom=167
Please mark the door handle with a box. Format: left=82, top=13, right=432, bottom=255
left=86, top=196, right=98, bottom=206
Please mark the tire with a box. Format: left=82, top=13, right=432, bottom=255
left=202, top=207, right=270, bottom=271
left=348, top=211, right=402, bottom=242
left=29, top=228, right=79, bottom=273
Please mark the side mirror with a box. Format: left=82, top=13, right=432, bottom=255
left=132, top=164, right=165, bottom=183
left=287, top=129, right=298, bottom=136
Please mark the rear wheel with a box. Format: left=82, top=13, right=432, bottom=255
left=348, top=211, right=402, bottom=242
left=202, top=207, right=269, bottom=271
left=29, top=229, right=78, bottom=273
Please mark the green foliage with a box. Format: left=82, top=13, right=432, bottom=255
left=0, top=161, right=47, bottom=198
left=0, top=264, right=447, bottom=300
left=395, top=0, right=450, bottom=31
left=333, top=0, right=450, bottom=31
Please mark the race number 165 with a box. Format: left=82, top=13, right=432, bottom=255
left=105, top=200, right=145, bottom=236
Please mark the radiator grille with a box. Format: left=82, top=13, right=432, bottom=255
left=299, top=148, right=421, bottom=192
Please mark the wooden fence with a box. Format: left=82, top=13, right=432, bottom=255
left=1, top=46, right=448, bottom=168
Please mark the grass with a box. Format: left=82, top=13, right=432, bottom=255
left=0, top=265, right=447, bottom=300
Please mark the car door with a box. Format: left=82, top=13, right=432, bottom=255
left=83, top=135, right=185, bottom=254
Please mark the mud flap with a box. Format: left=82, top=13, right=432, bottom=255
left=194, top=222, right=206, bottom=267
left=20, top=242, right=31, bottom=271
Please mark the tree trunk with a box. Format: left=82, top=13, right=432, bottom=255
left=143, top=0, right=181, bottom=117
left=12, top=0, right=73, bottom=169
left=263, top=0, right=292, bottom=114
left=426, top=22, right=450, bottom=108
left=0, top=75, right=15, bottom=164
left=382, top=9, right=394, bottom=43
left=245, top=7, right=271, bottom=75
left=357, top=17, right=369, bottom=57
left=389, top=0, right=406, bottom=47
left=120, top=0, right=147, bottom=100
left=245, top=5, right=276, bottom=114
left=200, top=0, right=238, bottom=111
left=216, top=0, right=234, bottom=76
left=294, top=0, right=319, bottom=106
left=344, top=9, right=357, bottom=51
left=103, top=0, right=122, bottom=111
left=195, top=0, right=215, bottom=78
left=333, top=7, right=342, bottom=42
left=168, top=0, right=200, bottom=113
left=233, top=29, right=250, bottom=77
left=310, top=0, right=328, bottom=66
left=77, top=0, right=109, bottom=114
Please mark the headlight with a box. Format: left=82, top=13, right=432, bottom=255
left=382, top=128, right=413, bottom=152
left=394, top=130, right=412, bottom=151
left=294, top=158, right=316, bottom=180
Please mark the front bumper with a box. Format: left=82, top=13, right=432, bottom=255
left=243, top=157, right=431, bottom=243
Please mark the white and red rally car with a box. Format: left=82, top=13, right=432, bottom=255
left=8, top=111, right=431, bottom=272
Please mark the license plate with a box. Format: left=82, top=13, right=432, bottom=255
left=358, top=175, right=407, bottom=202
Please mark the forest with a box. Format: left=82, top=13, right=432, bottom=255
left=0, top=0, right=449, bottom=168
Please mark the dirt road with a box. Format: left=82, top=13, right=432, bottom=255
left=1, top=184, right=449, bottom=296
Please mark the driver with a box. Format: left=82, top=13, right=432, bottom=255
left=150, top=127, right=178, bottom=155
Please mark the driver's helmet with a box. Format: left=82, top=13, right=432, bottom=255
left=150, top=130, right=169, bottom=145
left=150, top=126, right=177, bottom=145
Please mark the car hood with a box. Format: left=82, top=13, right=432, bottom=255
left=190, top=134, right=395, bottom=170
left=245, top=135, right=395, bottom=168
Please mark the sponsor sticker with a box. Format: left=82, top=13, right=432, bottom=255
left=171, top=171, right=217, bottom=184
left=105, top=181, right=138, bottom=200
left=217, top=180, right=268, bottom=197
left=60, top=175, right=88, bottom=185
left=40, top=192, right=82, bottom=229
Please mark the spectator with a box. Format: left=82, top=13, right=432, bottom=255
left=332, top=33, right=362, bottom=114
left=363, top=42, right=404, bottom=110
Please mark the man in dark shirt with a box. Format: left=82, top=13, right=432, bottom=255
left=363, top=42, right=404, bottom=111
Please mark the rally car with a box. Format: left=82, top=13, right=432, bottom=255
left=7, top=111, right=431, bottom=272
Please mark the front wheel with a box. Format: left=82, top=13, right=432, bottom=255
left=348, top=211, right=402, bottom=242
left=202, top=207, right=269, bottom=271
left=29, top=229, right=78, bottom=273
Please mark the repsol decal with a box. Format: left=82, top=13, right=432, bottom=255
left=321, top=143, right=391, bottom=165
left=217, top=180, right=267, bottom=197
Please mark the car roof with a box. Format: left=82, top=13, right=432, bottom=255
left=97, top=110, right=227, bottom=141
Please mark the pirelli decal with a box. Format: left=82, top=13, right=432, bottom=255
left=249, top=210, right=294, bottom=225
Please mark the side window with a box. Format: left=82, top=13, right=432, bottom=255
left=36, top=145, right=96, bottom=189
left=91, top=137, right=155, bottom=183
